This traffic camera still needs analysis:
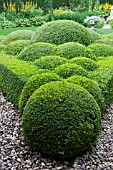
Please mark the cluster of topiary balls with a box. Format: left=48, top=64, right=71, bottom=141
left=1, top=20, right=113, bottom=160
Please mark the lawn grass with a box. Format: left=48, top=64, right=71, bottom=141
left=96, top=28, right=113, bottom=34
left=0, top=27, right=37, bottom=36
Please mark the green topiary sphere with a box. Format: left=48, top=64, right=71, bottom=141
left=66, top=75, right=105, bottom=111
left=34, top=55, right=68, bottom=70
left=22, top=81, right=101, bottom=160
left=87, top=43, right=113, bottom=57
left=53, top=63, right=88, bottom=78
left=5, top=40, right=32, bottom=55
left=19, top=72, right=62, bottom=113
left=1, top=30, right=34, bottom=45
left=95, top=38, right=113, bottom=47
left=57, top=42, right=87, bottom=59
left=69, top=57, right=99, bottom=71
left=17, top=42, right=57, bottom=61
left=31, top=20, right=94, bottom=46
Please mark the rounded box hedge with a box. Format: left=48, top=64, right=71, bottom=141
left=69, top=57, right=99, bottom=71
left=57, top=42, right=87, bottom=59
left=66, top=75, right=105, bottom=111
left=53, top=63, right=88, bottom=79
left=31, top=20, right=94, bottom=46
left=22, top=81, right=101, bottom=160
left=87, top=43, right=113, bottom=57
left=5, top=40, right=32, bottom=55
left=1, top=30, right=34, bottom=45
left=19, top=72, right=62, bottom=113
left=34, top=55, right=68, bottom=70
left=17, top=42, right=57, bottom=61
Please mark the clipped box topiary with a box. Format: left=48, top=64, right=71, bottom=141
left=5, top=40, right=32, bottom=55
left=1, top=30, right=34, bottom=45
left=19, top=72, right=62, bottom=113
left=88, top=66, right=113, bottom=107
left=66, top=75, right=105, bottom=111
left=95, top=38, right=113, bottom=47
left=53, top=63, right=88, bottom=79
left=17, top=42, right=57, bottom=61
left=57, top=42, right=87, bottom=59
left=22, top=81, right=102, bottom=160
left=34, top=55, right=68, bottom=70
left=87, top=43, right=113, bottom=57
left=69, top=57, right=99, bottom=71
left=0, top=55, right=39, bottom=107
left=31, top=20, right=94, bottom=46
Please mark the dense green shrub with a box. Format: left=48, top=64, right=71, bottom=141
left=95, top=38, right=113, bottom=47
left=53, top=63, right=88, bottom=79
left=102, top=33, right=113, bottom=39
left=0, top=55, right=39, bottom=107
left=0, top=45, right=6, bottom=51
left=31, top=20, right=94, bottom=46
left=88, top=66, right=113, bottom=107
left=5, top=40, right=32, bottom=55
left=1, top=30, right=34, bottom=45
left=87, top=43, right=113, bottom=57
left=66, top=75, right=105, bottom=111
left=22, top=81, right=101, bottom=160
left=19, top=72, right=62, bottom=113
left=34, top=55, right=68, bottom=70
left=17, top=42, right=57, bottom=61
left=57, top=42, right=87, bottom=59
left=0, top=35, right=5, bottom=42
left=69, top=57, right=99, bottom=71
left=88, top=28, right=102, bottom=41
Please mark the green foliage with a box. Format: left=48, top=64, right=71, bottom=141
left=31, top=20, right=94, bottom=46
left=69, top=57, right=99, bottom=71
left=57, top=42, right=87, bottom=59
left=88, top=28, right=102, bottom=41
left=95, top=38, right=113, bottom=46
left=0, top=35, right=5, bottom=42
left=5, top=40, right=32, bottom=55
left=87, top=43, right=113, bottom=57
left=17, top=42, right=57, bottom=61
left=0, top=55, right=39, bottom=106
left=66, top=75, right=105, bottom=111
left=88, top=66, right=113, bottom=107
left=34, top=56, right=68, bottom=70
left=53, top=63, right=88, bottom=79
left=22, top=81, right=101, bottom=160
left=1, top=30, right=34, bottom=45
left=102, top=33, right=113, bottom=39
left=19, top=72, right=62, bottom=113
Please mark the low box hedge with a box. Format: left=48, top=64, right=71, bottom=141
left=0, top=55, right=39, bottom=107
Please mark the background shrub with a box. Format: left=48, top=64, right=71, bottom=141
left=95, top=38, right=113, bottom=46
left=31, top=20, right=94, bottom=46
left=87, top=43, right=113, bottom=57
left=88, top=28, right=102, bottom=41
left=53, top=63, right=88, bottom=79
left=5, top=40, right=32, bottom=55
left=34, top=56, right=68, bottom=70
left=1, top=30, right=34, bottom=45
left=57, top=42, right=87, bottom=59
left=66, top=75, right=105, bottom=111
left=17, top=42, right=57, bottom=61
left=19, top=72, right=62, bottom=113
left=22, top=81, right=101, bottom=160
left=69, top=57, right=99, bottom=71
left=0, top=35, right=5, bottom=42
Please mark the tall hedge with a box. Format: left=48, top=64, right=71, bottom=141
left=22, top=81, right=101, bottom=160
left=0, top=55, right=39, bottom=106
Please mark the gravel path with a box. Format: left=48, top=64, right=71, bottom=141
left=0, top=92, right=113, bottom=170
